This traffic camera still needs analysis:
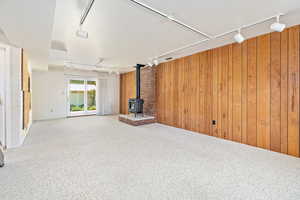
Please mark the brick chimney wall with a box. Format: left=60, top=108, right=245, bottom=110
left=140, top=66, right=156, bottom=116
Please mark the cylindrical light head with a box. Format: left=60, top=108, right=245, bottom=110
left=270, top=22, right=286, bottom=32
left=76, top=29, right=88, bottom=39
left=153, top=59, right=159, bottom=66
left=270, top=15, right=286, bottom=32
left=147, top=62, right=153, bottom=67
left=234, top=30, right=245, bottom=44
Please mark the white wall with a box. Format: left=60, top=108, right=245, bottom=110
left=1, top=44, right=30, bottom=148
left=32, top=69, right=66, bottom=120
left=32, top=67, right=120, bottom=121
left=7, top=46, right=24, bottom=148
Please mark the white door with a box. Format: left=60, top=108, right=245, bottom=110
left=0, top=47, right=6, bottom=147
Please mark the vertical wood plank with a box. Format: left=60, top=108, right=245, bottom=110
left=156, top=66, right=162, bottom=121
left=247, top=38, right=258, bottom=146
left=178, top=58, right=185, bottom=128
left=270, top=32, right=282, bottom=152
left=207, top=50, right=214, bottom=136
left=185, top=56, right=192, bottom=130
left=232, top=43, right=242, bottom=142
left=287, top=26, right=300, bottom=157
left=165, top=64, right=169, bottom=124
left=212, top=49, right=219, bottom=137
left=227, top=45, right=233, bottom=140
left=221, top=46, right=229, bottom=138
left=191, top=55, right=198, bottom=132
left=202, top=52, right=209, bottom=134
left=280, top=29, right=288, bottom=154
left=173, top=60, right=179, bottom=127
left=200, top=52, right=208, bottom=133
left=257, top=34, right=271, bottom=149
left=242, top=41, right=248, bottom=144
left=217, top=48, right=223, bottom=138
left=160, top=65, right=165, bottom=122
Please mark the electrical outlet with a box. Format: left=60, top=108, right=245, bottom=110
left=212, top=120, right=216, bottom=126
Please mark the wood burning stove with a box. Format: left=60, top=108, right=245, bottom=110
left=128, top=98, right=144, bottom=113
left=128, top=64, right=145, bottom=117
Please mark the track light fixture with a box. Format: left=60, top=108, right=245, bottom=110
left=147, top=62, right=154, bottom=67
left=153, top=59, right=159, bottom=66
left=76, top=24, right=88, bottom=39
left=234, top=29, right=245, bottom=44
left=76, top=0, right=95, bottom=39
left=270, top=15, right=286, bottom=32
left=167, top=15, right=176, bottom=21
left=76, top=28, right=89, bottom=39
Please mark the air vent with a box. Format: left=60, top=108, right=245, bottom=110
left=166, top=57, right=173, bottom=61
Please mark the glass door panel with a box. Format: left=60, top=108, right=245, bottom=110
left=69, top=80, right=85, bottom=113
left=87, top=80, right=96, bottom=111
left=68, top=79, right=97, bottom=116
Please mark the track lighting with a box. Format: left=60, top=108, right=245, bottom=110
left=147, top=62, right=154, bottom=67
left=76, top=27, right=88, bottom=39
left=234, top=29, right=245, bottom=44
left=76, top=0, right=94, bottom=39
left=153, top=59, right=159, bottom=66
left=167, top=15, right=175, bottom=21
left=270, top=15, right=286, bottom=32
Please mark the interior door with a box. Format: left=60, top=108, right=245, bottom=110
left=0, top=47, right=6, bottom=147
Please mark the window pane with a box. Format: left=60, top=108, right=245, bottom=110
left=87, top=81, right=96, bottom=111
left=69, top=80, right=85, bottom=112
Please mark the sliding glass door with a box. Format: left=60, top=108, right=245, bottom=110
left=68, top=78, right=97, bottom=116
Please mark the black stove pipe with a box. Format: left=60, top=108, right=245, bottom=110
left=135, top=64, right=145, bottom=99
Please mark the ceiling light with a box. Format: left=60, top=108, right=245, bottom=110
left=76, top=29, right=88, bottom=39
left=153, top=59, right=159, bottom=66
left=147, top=62, right=153, bottom=67
left=234, top=29, right=245, bottom=43
left=270, top=15, right=286, bottom=32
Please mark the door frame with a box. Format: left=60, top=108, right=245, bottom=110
left=0, top=44, right=10, bottom=148
left=66, top=77, right=97, bottom=117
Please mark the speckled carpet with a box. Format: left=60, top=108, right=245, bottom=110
left=1, top=116, right=300, bottom=200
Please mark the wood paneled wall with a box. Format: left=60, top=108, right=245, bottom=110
left=119, top=26, right=300, bottom=157
left=156, top=26, right=300, bottom=157
left=120, top=71, right=135, bottom=114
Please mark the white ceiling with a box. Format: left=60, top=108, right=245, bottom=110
left=0, top=0, right=56, bottom=70
left=1, top=0, right=300, bottom=71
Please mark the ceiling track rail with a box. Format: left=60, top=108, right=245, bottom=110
left=154, top=13, right=285, bottom=60
left=128, top=0, right=212, bottom=39
left=80, top=0, right=95, bottom=26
